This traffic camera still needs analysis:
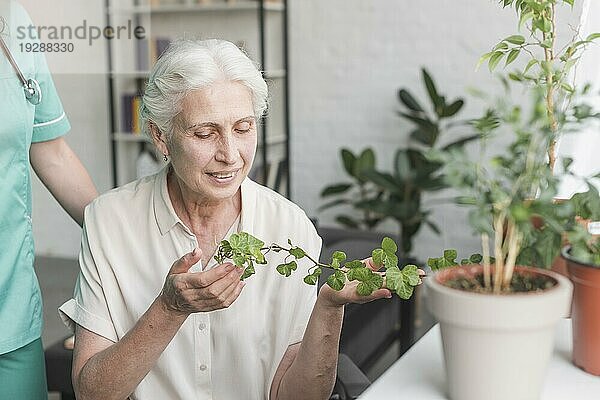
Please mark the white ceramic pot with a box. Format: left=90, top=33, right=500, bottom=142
left=426, top=265, right=573, bottom=400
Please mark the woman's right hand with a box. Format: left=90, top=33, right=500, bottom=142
left=158, top=248, right=246, bottom=316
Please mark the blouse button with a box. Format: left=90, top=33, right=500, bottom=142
left=199, top=364, right=208, bottom=371
left=198, top=323, right=206, bottom=331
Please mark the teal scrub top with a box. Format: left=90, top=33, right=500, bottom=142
left=0, top=1, right=71, bottom=354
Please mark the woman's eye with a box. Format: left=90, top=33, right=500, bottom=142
left=236, top=122, right=252, bottom=133
left=195, top=131, right=212, bottom=139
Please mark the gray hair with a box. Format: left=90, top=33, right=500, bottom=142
left=140, top=39, right=269, bottom=140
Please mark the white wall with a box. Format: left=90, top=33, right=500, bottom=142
left=20, top=0, right=112, bottom=258
left=289, top=0, right=583, bottom=261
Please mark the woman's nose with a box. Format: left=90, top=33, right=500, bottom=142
left=215, top=134, right=237, bottom=164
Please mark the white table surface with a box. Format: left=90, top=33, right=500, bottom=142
left=359, top=319, right=600, bottom=399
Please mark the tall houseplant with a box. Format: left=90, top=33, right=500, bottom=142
left=477, top=1, right=600, bottom=272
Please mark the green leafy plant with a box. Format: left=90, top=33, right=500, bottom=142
left=319, top=148, right=384, bottom=230
left=475, top=0, right=600, bottom=271
left=428, top=82, right=598, bottom=292
left=213, top=233, right=422, bottom=300
left=321, top=69, right=478, bottom=258
left=479, top=0, right=600, bottom=170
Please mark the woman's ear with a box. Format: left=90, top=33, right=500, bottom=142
left=149, top=123, right=169, bottom=157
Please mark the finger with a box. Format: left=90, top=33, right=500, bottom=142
left=361, top=257, right=382, bottom=272
left=418, top=269, right=426, bottom=276
left=187, top=262, right=238, bottom=288
left=222, top=280, right=246, bottom=307
left=354, top=288, right=392, bottom=304
left=195, top=267, right=243, bottom=300
left=169, top=248, right=203, bottom=275
left=193, top=280, right=246, bottom=311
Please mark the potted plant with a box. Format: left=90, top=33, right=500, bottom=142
left=561, top=188, right=600, bottom=375
left=480, top=0, right=600, bottom=379
left=320, top=69, right=476, bottom=259
left=423, top=86, right=584, bottom=400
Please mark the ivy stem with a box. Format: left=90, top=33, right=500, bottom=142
left=261, top=244, right=332, bottom=270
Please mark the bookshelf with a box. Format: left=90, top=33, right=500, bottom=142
left=104, top=0, right=291, bottom=197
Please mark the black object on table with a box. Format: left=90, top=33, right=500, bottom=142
left=44, top=337, right=75, bottom=400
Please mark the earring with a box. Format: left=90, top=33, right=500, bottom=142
left=163, top=154, right=168, bottom=162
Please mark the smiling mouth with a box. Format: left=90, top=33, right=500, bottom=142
left=206, top=170, right=239, bottom=180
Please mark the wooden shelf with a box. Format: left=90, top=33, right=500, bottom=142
left=109, top=2, right=284, bottom=15
left=264, top=69, right=286, bottom=79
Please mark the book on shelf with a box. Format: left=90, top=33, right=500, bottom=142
left=121, top=94, right=143, bottom=135
left=136, top=37, right=172, bottom=72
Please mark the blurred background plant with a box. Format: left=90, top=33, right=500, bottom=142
left=320, top=69, right=479, bottom=258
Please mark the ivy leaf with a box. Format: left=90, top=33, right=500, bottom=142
left=276, top=261, right=298, bottom=277
left=347, top=266, right=371, bottom=282
left=469, top=254, right=483, bottom=264
left=289, top=247, right=306, bottom=260
left=385, top=266, right=402, bottom=292
left=304, top=267, right=323, bottom=285
left=381, top=237, right=398, bottom=254
left=255, top=251, right=267, bottom=265
left=233, top=254, right=246, bottom=267
left=444, top=249, right=458, bottom=264
left=428, top=249, right=459, bottom=271
left=395, top=275, right=415, bottom=300
left=246, top=233, right=264, bottom=251
left=327, top=270, right=346, bottom=291
left=229, top=234, right=242, bottom=251
left=331, top=251, right=347, bottom=269
left=372, top=248, right=384, bottom=267
left=345, top=260, right=364, bottom=269
left=460, top=258, right=470, bottom=265
left=357, top=273, right=384, bottom=296
left=241, top=264, right=255, bottom=280
left=402, top=264, right=421, bottom=286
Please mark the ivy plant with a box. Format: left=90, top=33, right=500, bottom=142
left=214, top=233, right=422, bottom=300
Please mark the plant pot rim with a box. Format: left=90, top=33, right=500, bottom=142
left=428, top=264, right=568, bottom=299
left=561, top=245, right=600, bottom=269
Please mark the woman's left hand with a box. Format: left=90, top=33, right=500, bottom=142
left=317, top=257, right=425, bottom=308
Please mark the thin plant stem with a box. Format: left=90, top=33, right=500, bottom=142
left=482, top=233, right=492, bottom=290
left=493, top=213, right=506, bottom=294
left=502, top=220, right=521, bottom=289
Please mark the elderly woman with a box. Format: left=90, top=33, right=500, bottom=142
left=59, top=39, right=394, bottom=400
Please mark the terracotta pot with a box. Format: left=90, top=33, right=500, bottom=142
left=426, top=265, right=572, bottom=400
left=562, top=246, right=600, bottom=376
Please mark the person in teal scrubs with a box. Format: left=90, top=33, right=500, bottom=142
left=0, top=2, right=98, bottom=399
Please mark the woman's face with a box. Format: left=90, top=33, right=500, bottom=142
left=166, top=81, right=257, bottom=204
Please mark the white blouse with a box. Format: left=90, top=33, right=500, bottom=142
left=59, top=167, right=322, bottom=400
